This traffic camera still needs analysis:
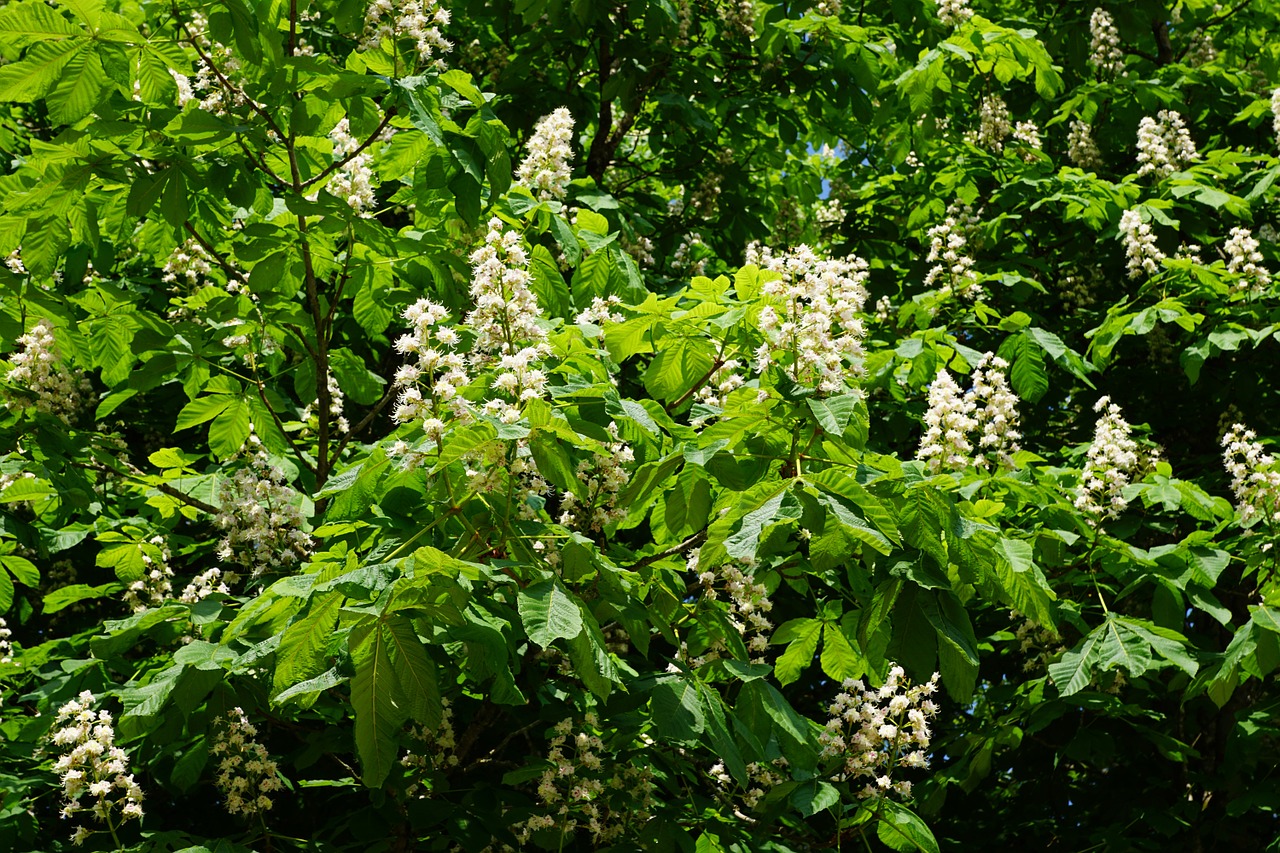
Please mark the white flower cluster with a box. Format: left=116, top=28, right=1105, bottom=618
left=1135, top=111, right=1197, bottom=178
left=362, top=0, right=452, bottom=70
left=122, top=536, right=175, bottom=613
left=918, top=370, right=974, bottom=473
left=693, top=359, right=748, bottom=413
left=812, top=0, right=841, bottom=16
left=1012, top=121, right=1042, bottom=160
left=818, top=666, right=940, bottom=800
left=211, top=707, right=282, bottom=816
left=1272, top=88, right=1280, bottom=151
left=814, top=198, right=846, bottom=226
left=215, top=437, right=313, bottom=577
left=0, top=617, right=13, bottom=664
left=1012, top=612, right=1062, bottom=673
left=47, top=691, right=144, bottom=846
left=709, top=757, right=790, bottom=813
left=1119, top=208, right=1166, bottom=278
left=970, top=95, right=1012, bottom=153
left=1223, top=227, right=1271, bottom=294
left=717, top=0, right=757, bottom=39
left=463, top=438, right=550, bottom=522
left=936, top=0, right=972, bottom=27
left=694, top=550, right=774, bottom=662
left=1184, top=31, right=1217, bottom=66
left=620, top=232, right=655, bottom=268
left=918, top=355, right=1020, bottom=473
left=574, top=295, right=625, bottom=331
left=923, top=217, right=981, bottom=299
left=559, top=423, right=633, bottom=532
left=393, top=299, right=469, bottom=439
left=517, top=715, right=655, bottom=846
left=1067, top=120, right=1104, bottom=170
left=750, top=244, right=870, bottom=392
left=1222, top=424, right=1280, bottom=525
left=5, top=249, right=26, bottom=275
left=4, top=320, right=91, bottom=424
left=1088, top=8, right=1125, bottom=78
left=402, top=698, right=459, bottom=797
left=162, top=239, right=217, bottom=291
left=673, top=234, right=709, bottom=276
left=467, top=218, right=548, bottom=358
left=463, top=219, right=553, bottom=424
left=970, top=353, right=1022, bottom=468
left=301, top=373, right=350, bottom=436
left=1074, top=396, right=1140, bottom=520
left=516, top=108, right=575, bottom=201
left=327, top=118, right=392, bottom=212
left=171, top=12, right=250, bottom=115
left=180, top=567, right=235, bottom=603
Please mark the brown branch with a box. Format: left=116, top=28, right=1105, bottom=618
left=81, top=459, right=222, bottom=515
left=627, top=528, right=708, bottom=570
left=664, top=356, right=725, bottom=413
left=301, top=112, right=396, bottom=191
left=183, top=222, right=249, bottom=286
left=332, top=383, right=398, bottom=459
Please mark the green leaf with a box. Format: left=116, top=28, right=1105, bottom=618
left=791, top=779, right=840, bottom=817
left=651, top=676, right=705, bottom=742
left=517, top=578, right=584, bottom=648
left=1, top=554, right=39, bottom=586
left=0, top=40, right=86, bottom=103
left=819, top=622, right=863, bottom=681
left=43, top=582, right=123, bottom=614
left=46, top=47, right=104, bottom=123
left=876, top=801, right=940, bottom=853
left=349, top=618, right=408, bottom=788
left=330, top=348, right=387, bottom=406
left=774, top=617, right=822, bottom=686
left=993, top=537, right=1055, bottom=625
left=174, top=395, right=232, bottom=431
left=806, top=394, right=858, bottom=436
left=207, top=397, right=252, bottom=458
left=1048, top=628, right=1102, bottom=696
left=383, top=614, right=442, bottom=728
left=0, top=2, right=83, bottom=40
left=273, top=592, right=342, bottom=704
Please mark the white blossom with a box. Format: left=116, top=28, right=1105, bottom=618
left=923, top=217, right=981, bottom=299
left=211, top=707, right=283, bottom=817
left=1012, top=121, right=1042, bottom=160
left=392, top=298, right=469, bottom=430
left=967, top=95, right=1011, bottom=153
left=1067, top=120, right=1104, bottom=170
left=1088, top=8, right=1125, bottom=78
left=1223, top=227, right=1271, bottom=294
left=1136, top=111, right=1197, bottom=178
left=4, top=320, right=91, bottom=423
left=695, top=552, right=775, bottom=663
left=749, top=244, right=870, bottom=392
left=917, top=369, right=976, bottom=473
left=717, top=0, right=756, bottom=39
left=122, top=536, right=175, bottom=613
left=0, top=617, right=13, bottom=664
left=361, top=0, right=452, bottom=70
left=45, top=692, right=144, bottom=845
left=326, top=117, right=393, bottom=212
left=1271, top=88, right=1280, bottom=152
left=936, top=0, right=972, bottom=27
left=970, top=353, right=1021, bottom=468
left=180, top=567, right=235, bottom=603
left=1075, top=396, right=1140, bottom=520
left=1119, top=208, right=1165, bottom=278
left=516, top=108, right=575, bottom=201
left=558, top=423, right=633, bottom=532
left=215, top=431, right=313, bottom=576
left=818, top=666, right=940, bottom=800
left=1222, top=424, right=1280, bottom=525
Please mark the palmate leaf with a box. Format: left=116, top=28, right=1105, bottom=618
left=46, top=43, right=104, bottom=122
left=0, top=39, right=88, bottom=103
left=0, top=1, right=83, bottom=42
